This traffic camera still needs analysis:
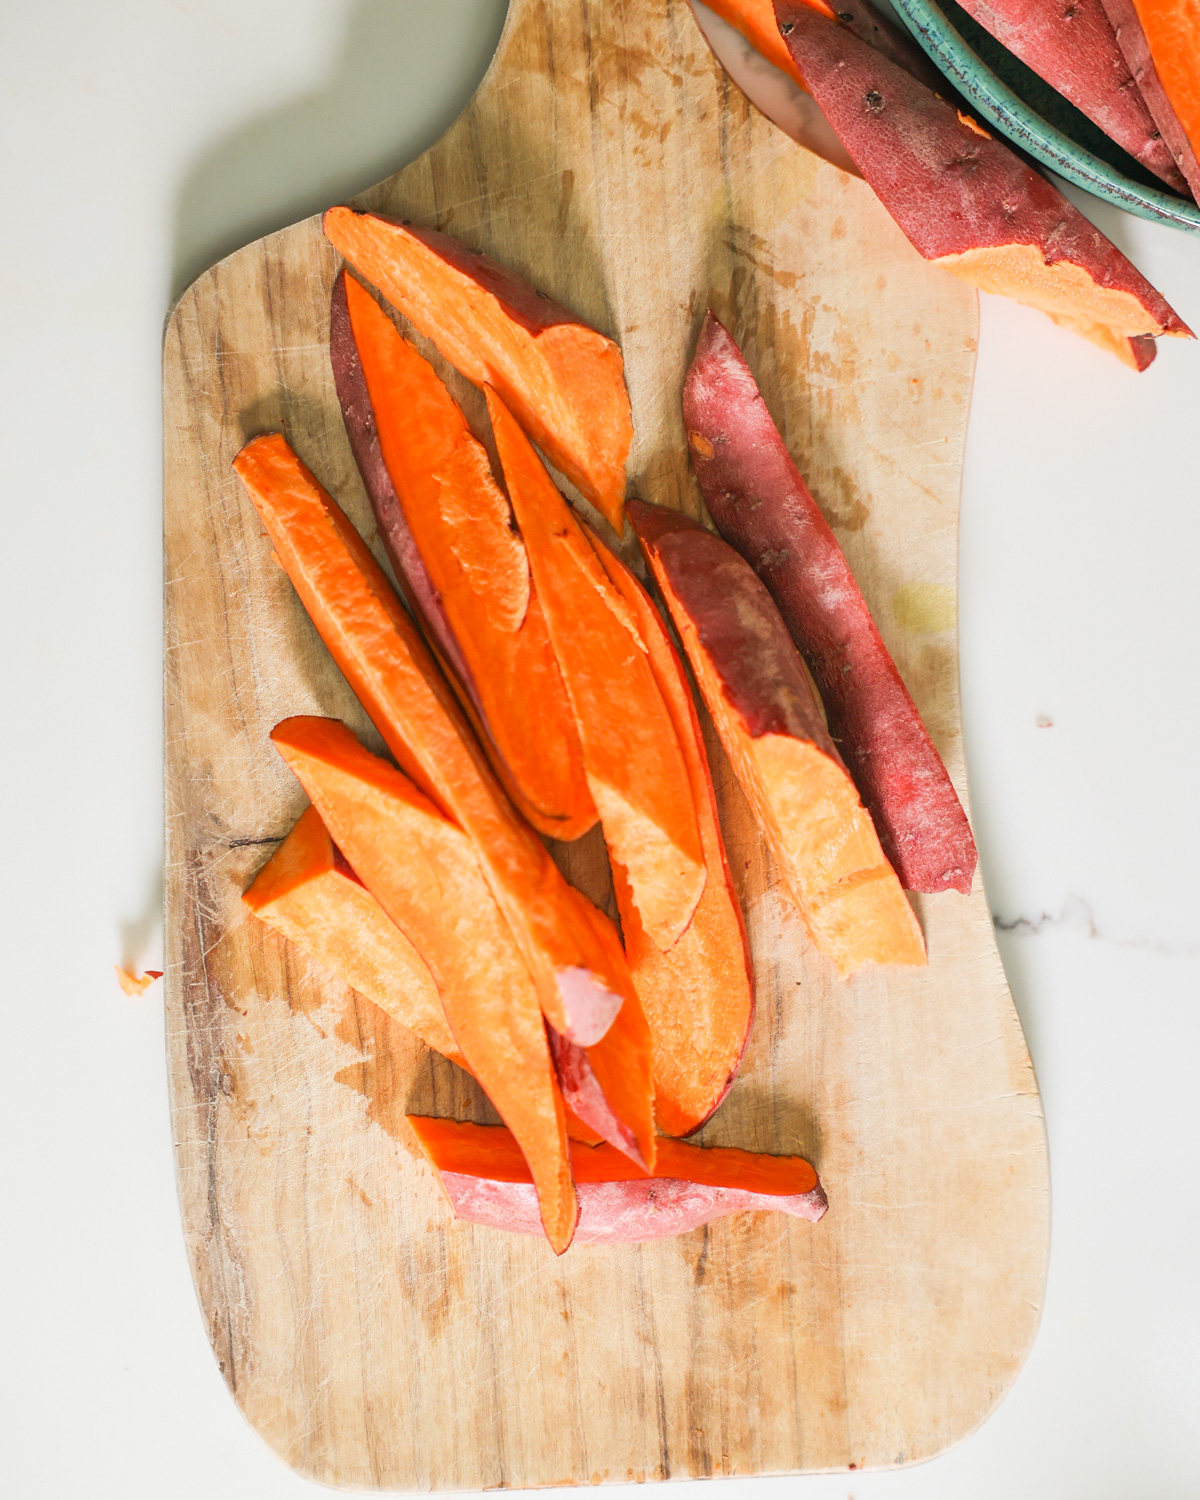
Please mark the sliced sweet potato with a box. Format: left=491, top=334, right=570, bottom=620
left=703, top=0, right=942, bottom=89
left=323, top=208, right=632, bottom=531
left=232, top=433, right=631, bottom=1046
left=954, top=0, right=1187, bottom=190
left=775, top=2, right=1192, bottom=362
left=589, top=534, right=756, bottom=1137
left=486, top=388, right=706, bottom=952
left=331, top=272, right=596, bottom=841
left=243, top=803, right=465, bottom=1065
left=269, top=715, right=578, bottom=1253
left=409, top=1117, right=827, bottom=1244
left=1100, top=0, right=1200, bottom=199
left=631, top=501, right=926, bottom=978
left=683, top=314, right=976, bottom=894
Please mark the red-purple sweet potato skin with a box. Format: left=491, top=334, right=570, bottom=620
left=328, top=270, right=473, bottom=693
left=548, top=1028, right=645, bottom=1168
left=440, top=1171, right=828, bottom=1243
left=774, top=1, right=1190, bottom=332
left=954, top=0, right=1186, bottom=190
left=680, top=316, right=977, bottom=895
left=1098, top=0, right=1200, bottom=199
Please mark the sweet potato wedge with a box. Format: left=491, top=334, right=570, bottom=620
left=269, top=715, right=578, bottom=1253
left=631, top=500, right=926, bottom=978
left=409, top=1118, right=827, bottom=1244
left=243, top=803, right=465, bottom=1065
left=590, top=533, right=756, bottom=1137
left=323, top=208, right=633, bottom=531
left=703, top=0, right=942, bottom=89
left=775, top=1, right=1192, bottom=364
left=683, top=314, right=976, bottom=895
left=1100, top=0, right=1200, bottom=199
left=330, top=272, right=595, bottom=841
left=486, top=388, right=706, bottom=953
left=954, top=0, right=1187, bottom=190
left=232, top=433, right=632, bottom=1046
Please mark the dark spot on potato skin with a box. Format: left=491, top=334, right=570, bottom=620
left=865, top=90, right=884, bottom=112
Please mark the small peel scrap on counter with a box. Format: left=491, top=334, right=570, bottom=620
left=268, top=715, right=579, bottom=1254
left=774, top=0, right=1193, bottom=369
left=243, top=803, right=465, bottom=1065
left=486, top=386, right=707, bottom=953
left=114, top=967, right=162, bottom=996
left=631, top=499, right=926, bottom=979
left=331, top=270, right=596, bottom=842
left=589, top=532, right=757, bottom=1139
left=231, top=432, right=633, bottom=1047
left=683, top=313, right=976, bottom=895
left=409, top=1117, right=827, bottom=1244
left=323, top=208, right=633, bottom=532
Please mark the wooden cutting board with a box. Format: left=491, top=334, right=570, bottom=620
left=163, top=0, right=1048, bottom=1486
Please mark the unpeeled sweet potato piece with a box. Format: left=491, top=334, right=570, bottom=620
left=632, top=501, right=926, bottom=978
left=1100, top=0, right=1200, bottom=199
left=683, top=314, right=976, bottom=895
left=323, top=208, right=633, bottom=531
left=243, top=803, right=465, bottom=1065
left=269, top=715, right=578, bottom=1253
left=409, top=1117, right=827, bottom=1244
left=232, top=433, right=631, bottom=1046
left=590, top=534, right=756, bottom=1137
left=331, top=272, right=595, bottom=841
left=486, top=389, right=706, bottom=952
left=775, top=1, right=1192, bottom=366
left=954, top=0, right=1187, bottom=190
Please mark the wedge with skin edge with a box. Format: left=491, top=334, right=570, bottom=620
left=774, top=1, right=1192, bottom=363
left=331, top=272, right=596, bottom=841
left=485, top=388, right=705, bottom=953
left=590, top=533, right=756, bottom=1138
left=682, top=314, right=976, bottom=894
left=269, top=715, right=578, bottom=1253
left=243, top=804, right=622, bottom=1151
left=323, top=208, right=632, bottom=532
left=232, top=433, right=631, bottom=1046
left=409, top=1118, right=828, bottom=1244
left=952, top=0, right=1187, bottom=190
left=243, top=803, right=465, bottom=1065
left=1100, top=0, right=1200, bottom=199
left=631, top=502, right=925, bottom=978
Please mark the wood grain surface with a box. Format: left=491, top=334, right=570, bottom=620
left=163, top=0, right=1048, bottom=1486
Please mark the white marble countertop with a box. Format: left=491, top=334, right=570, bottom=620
left=2, top=2, right=1197, bottom=1495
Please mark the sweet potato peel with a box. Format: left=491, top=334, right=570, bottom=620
left=323, top=208, right=633, bottom=531
left=243, top=804, right=465, bottom=1065
left=590, top=534, right=756, bottom=1138
left=409, top=1118, right=828, bottom=1244
left=775, top=1, right=1192, bottom=361
left=332, top=271, right=596, bottom=841
left=114, top=967, right=162, bottom=996
left=269, top=715, right=579, bottom=1254
left=631, top=501, right=926, bottom=978
left=1101, top=0, right=1200, bottom=200
left=486, top=388, right=706, bottom=953
left=232, top=432, right=631, bottom=1045
left=683, top=314, right=977, bottom=894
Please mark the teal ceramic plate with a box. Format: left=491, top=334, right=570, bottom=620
left=887, top=0, right=1200, bottom=233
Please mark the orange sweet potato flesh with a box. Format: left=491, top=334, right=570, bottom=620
left=232, top=433, right=632, bottom=1046
left=776, top=2, right=1192, bottom=362
left=323, top=208, right=632, bottom=532
left=1101, top=0, right=1200, bottom=200
left=590, top=535, right=756, bottom=1138
left=269, top=715, right=579, bottom=1253
left=633, top=503, right=925, bottom=978
left=337, top=273, right=595, bottom=841
left=486, top=389, right=706, bottom=953
left=409, top=1117, right=828, bottom=1243
left=243, top=803, right=465, bottom=1065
